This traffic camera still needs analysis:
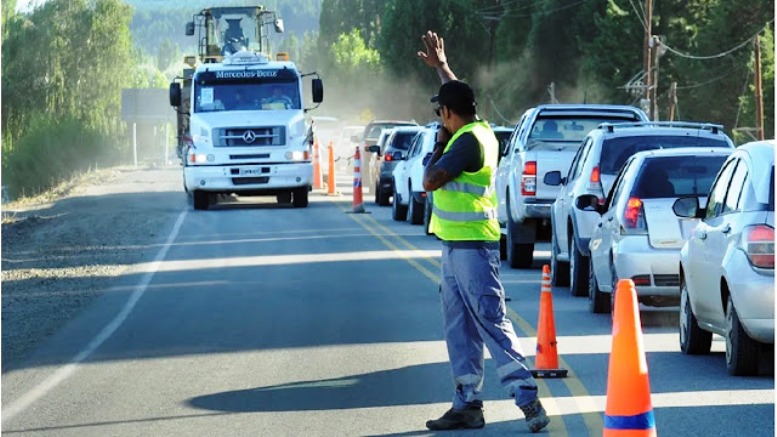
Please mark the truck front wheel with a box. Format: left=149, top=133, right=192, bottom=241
left=193, top=191, right=209, bottom=210
left=293, top=186, right=309, bottom=208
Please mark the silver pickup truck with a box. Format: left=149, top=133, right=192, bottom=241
left=495, top=104, right=649, bottom=268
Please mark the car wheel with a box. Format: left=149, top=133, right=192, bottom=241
left=726, top=295, right=760, bottom=376
left=193, top=191, right=209, bottom=210
left=506, top=197, right=533, bottom=269
left=569, top=235, right=589, bottom=297
left=377, top=183, right=391, bottom=206
left=679, top=276, right=712, bottom=355
left=391, top=186, right=408, bottom=221
left=408, top=192, right=424, bottom=225
left=277, top=192, right=292, bottom=204
left=551, top=231, right=570, bottom=286
left=292, top=187, right=308, bottom=208
left=589, top=257, right=610, bottom=314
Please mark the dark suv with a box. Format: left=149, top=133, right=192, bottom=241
left=370, top=126, right=423, bottom=205
left=353, top=120, right=418, bottom=205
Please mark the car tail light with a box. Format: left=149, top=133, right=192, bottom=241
left=521, top=161, right=537, bottom=196
left=740, top=224, right=774, bottom=269
left=588, top=166, right=606, bottom=205
left=631, top=275, right=651, bottom=286
left=622, top=197, right=647, bottom=233
left=384, top=154, right=393, bottom=162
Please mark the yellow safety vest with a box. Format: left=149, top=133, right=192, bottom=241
left=430, top=120, right=500, bottom=241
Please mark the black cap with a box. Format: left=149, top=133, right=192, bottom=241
left=431, top=80, right=477, bottom=116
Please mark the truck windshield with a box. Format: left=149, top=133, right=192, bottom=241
left=194, top=80, right=301, bottom=112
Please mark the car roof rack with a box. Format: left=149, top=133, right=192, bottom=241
left=597, top=121, right=725, bottom=134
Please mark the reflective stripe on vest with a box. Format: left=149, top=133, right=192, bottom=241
left=432, top=204, right=498, bottom=221
left=441, top=180, right=495, bottom=197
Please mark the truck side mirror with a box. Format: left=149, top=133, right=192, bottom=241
left=274, top=19, right=285, bottom=33
left=169, top=82, right=182, bottom=107
left=311, top=78, right=324, bottom=103
left=185, top=22, right=195, bottom=36
left=367, top=145, right=381, bottom=154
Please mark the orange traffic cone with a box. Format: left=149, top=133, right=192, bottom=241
left=603, top=279, right=656, bottom=436
left=351, top=146, right=366, bottom=213
left=327, top=141, right=338, bottom=196
left=312, top=139, right=322, bottom=190
left=531, top=264, right=568, bottom=378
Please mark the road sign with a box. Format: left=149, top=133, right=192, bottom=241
left=121, top=88, right=175, bottom=123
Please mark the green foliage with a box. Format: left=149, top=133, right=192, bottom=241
left=2, top=112, right=111, bottom=199
left=2, top=0, right=139, bottom=198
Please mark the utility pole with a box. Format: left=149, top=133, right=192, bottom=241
left=754, top=35, right=764, bottom=141
left=668, top=81, right=678, bottom=121
left=642, top=0, right=653, bottom=119
left=650, top=35, right=664, bottom=120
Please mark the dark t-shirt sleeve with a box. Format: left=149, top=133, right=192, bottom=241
left=435, top=132, right=482, bottom=178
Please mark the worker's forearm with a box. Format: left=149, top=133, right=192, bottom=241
left=437, top=62, right=457, bottom=83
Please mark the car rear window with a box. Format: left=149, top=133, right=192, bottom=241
left=387, top=132, right=417, bottom=151
left=529, top=116, right=639, bottom=143
left=366, top=123, right=415, bottom=140
left=600, top=135, right=730, bottom=175
left=632, top=155, right=728, bottom=198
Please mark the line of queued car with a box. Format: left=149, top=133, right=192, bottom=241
left=536, top=116, right=773, bottom=376
left=356, top=112, right=774, bottom=376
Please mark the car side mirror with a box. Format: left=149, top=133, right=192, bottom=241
left=422, top=152, right=433, bottom=165
left=544, top=171, right=562, bottom=186
left=672, top=197, right=704, bottom=218
left=367, top=145, right=380, bottom=154
left=575, top=194, right=603, bottom=214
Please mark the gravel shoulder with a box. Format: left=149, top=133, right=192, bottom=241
left=1, top=165, right=185, bottom=372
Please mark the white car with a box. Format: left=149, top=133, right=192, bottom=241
left=673, top=140, right=775, bottom=376
left=392, top=127, right=434, bottom=224
left=583, top=147, right=733, bottom=314
left=548, top=122, right=735, bottom=296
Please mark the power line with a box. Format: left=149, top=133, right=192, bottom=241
left=674, top=65, right=743, bottom=90
left=627, top=0, right=648, bottom=31
left=660, top=20, right=773, bottom=60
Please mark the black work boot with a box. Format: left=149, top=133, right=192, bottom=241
left=519, top=398, right=550, bottom=433
left=425, top=406, right=485, bottom=430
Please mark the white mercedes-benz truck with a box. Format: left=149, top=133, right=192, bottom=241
left=169, top=6, right=323, bottom=210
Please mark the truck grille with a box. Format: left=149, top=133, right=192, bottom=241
left=216, top=127, right=285, bottom=147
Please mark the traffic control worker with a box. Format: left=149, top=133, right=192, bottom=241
left=418, top=30, right=550, bottom=434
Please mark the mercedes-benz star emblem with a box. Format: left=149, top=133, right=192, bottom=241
left=242, top=130, right=256, bottom=143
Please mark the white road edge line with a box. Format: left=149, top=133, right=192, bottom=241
left=2, top=210, right=188, bottom=423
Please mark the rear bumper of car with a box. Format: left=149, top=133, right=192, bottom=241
left=184, top=162, right=312, bottom=193
left=725, top=251, right=775, bottom=344
left=613, top=236, right=681, bottom=298
left=520, top=198, right=553, bottom=219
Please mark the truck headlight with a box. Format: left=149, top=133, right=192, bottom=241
left=285, top=150, right=309, bottom=161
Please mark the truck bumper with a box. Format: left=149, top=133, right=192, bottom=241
left=185, top=162, right=312, bottom=194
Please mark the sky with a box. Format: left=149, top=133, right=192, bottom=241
left=15, top=0, right=46, bottom=13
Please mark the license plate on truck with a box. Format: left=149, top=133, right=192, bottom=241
left=240, top=167, right=266, bottom=176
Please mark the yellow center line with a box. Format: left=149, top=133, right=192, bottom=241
left=333, top=201, right=606, bottom=434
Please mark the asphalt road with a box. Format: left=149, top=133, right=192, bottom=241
left=2, top=167, right=774, bottom=436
